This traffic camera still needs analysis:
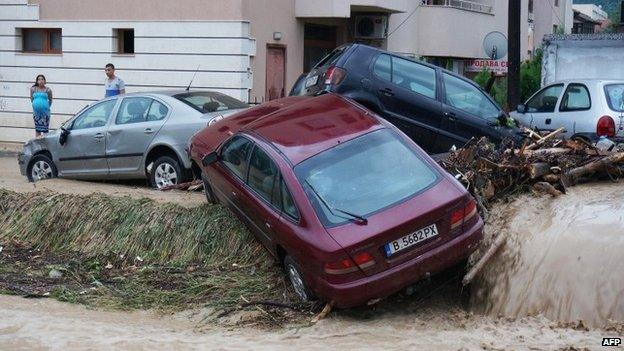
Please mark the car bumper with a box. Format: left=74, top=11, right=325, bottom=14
left=17, top=152, right=30, bottom=176
left=314, top=218, right=484, bottom=308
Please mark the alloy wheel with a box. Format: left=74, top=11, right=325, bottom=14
left=31, top=160, right=53, bottom=181
left=154, top=162, right=178, bottom=189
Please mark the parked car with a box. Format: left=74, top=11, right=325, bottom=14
left=18, top=91, right=249, bottom=188
left=511, top=79, right=624, bottom=142
left=288, top=73, right=308, bottom=97
left=300, top=43, right=523, bottom=154
left=190, top=93, right=484, bottom=307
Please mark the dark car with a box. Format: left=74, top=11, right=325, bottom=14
left=288, top=73, right=308, bottom=97
left=189, top=93, right=483, bottom=308
left=301, top=44, right=523, bottom=154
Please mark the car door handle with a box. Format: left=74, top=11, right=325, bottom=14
left=444, top=112, right=457, bottom=121
left=144, top=128, right=155, bottom=134
left=94, top=133, right=104, bottom=140
left=379, top=88, right=394, bottom=97
left=231, top=191, right=237, bottom=197
left=545, top=118, right=552, bottom=125
left=264, top=222, right=272, bottom=229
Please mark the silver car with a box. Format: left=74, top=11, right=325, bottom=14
left=18, top=90, right=248, bottom=188
left=511, top=79, right=624, bottom=142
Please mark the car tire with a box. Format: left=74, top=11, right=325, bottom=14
left=150, top=156, right=187, bottom=189
left=284, top=255, right=315, bottom=302
left=26, top=154, right=58, bottom=182
left=201, top=173, right=219, bottom=205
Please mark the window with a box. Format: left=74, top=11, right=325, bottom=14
left=526, top=84, right=563, bottom=113
left=72, top=100, right=116, bottom=130
left=247, top=146, right=279, bottom=203
left=115, top=97, right=151, bottom=124
left=442, top=73, right=500, bottom=119
left=146, top=100, right=169, bottom=121
left=604, top=84, right=624, bottom=112
left=22, top=28, right=62, bottom=54
left=115, top=29, right=134, bottom=54
left=174, top=92, right=249, bottom=113
left=295, top=129, right=438, bottom=227
left=560, top=84, right=591, bottom=111
left=281, top=180, right=298, bottom=220
left=220, top=136, right=253, bottom=180
left=312, top=45, right=347, bottom=69
left=373, top=54, right=392, bottom=82
left=392, top=57, right=436, bottom=99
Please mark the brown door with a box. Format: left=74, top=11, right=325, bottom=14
left=266, top=46, right=286, bottom=101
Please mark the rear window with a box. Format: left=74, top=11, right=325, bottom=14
left=313, top=45, right=348, bottom=69
left=295, top=129, right=439, bottom=227
left=604, top=84, right=624, bottom=112
left=174, top=92, right=248, bottom=113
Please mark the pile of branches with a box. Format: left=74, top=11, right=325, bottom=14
left=438, top=128, right=624, bottom=216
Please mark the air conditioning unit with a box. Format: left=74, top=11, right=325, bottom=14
left=354, top=15, right=388, bottom=39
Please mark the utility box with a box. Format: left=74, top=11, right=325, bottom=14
left=541, top=33, right=624, bottom=86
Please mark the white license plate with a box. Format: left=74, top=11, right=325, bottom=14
left=384, top=224, right=439, bottom=257
left=305, top=75, right=318, bottom=88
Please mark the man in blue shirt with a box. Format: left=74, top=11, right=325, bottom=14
left=104, top=63, right=126, bottom=97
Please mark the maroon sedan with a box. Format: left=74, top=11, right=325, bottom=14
left=189, top=93, right=483, bottom=308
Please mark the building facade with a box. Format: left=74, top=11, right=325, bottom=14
left=0, top=0, right=573, bottom=144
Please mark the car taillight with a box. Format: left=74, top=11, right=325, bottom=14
left=324, top=66, right=347, bottom=86
left=451, top=199, right=478, bottom=232
left=324, top=252, right=375, bottom=275
left=597, top=115, right=616, bottom=137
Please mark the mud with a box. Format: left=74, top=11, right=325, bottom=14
left=473, top=182, right=624, bottom=328
left=0, top=157, right=205, bottom=208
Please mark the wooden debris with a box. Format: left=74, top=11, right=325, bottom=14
left=525, top=127, right=565, bottom=150
left=529, top=162, right=551, bottom=180
left=311, top=302, right=333, bottom=323
left=462, top=233, right=507, bottom=286
left=159, top=179, right=203, bottom=192
left=533, top=182, right=563, bottom=197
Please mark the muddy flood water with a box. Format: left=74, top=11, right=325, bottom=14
left=0, top=181, right=622, bottom=350
left=473, top=182, right=624, bottom=328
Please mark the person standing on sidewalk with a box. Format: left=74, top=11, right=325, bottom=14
left=30, top=74, right=53, bottom=138
left=104, top=63, right=126, bottom=97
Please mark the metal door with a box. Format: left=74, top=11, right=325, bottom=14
left=106, top=97, right=169, bottom=174
left=57, top=99, right=118, bottom=177
left=266, top=46, right=286, bottom=101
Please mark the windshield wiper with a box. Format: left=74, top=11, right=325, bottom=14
left=305, top=180, right=368, bottom=225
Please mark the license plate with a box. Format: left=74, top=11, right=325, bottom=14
left=384, top=224, right=438, bottom=257
left=305, top=75, right=318, bottom=88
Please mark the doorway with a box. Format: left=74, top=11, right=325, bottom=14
left=304, top=24, right=337, bottom=72
left=266, top=45, right=286, bottom=101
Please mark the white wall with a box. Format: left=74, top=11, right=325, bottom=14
left=542, top=40, right=624, bottom=85
left=0, top=1, right=255, bottom=144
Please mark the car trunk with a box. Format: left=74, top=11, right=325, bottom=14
left=324, top=178, right=467, bottom=277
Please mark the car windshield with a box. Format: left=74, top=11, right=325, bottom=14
left=294, top=129, right=439, bottom=227
left=174, top=92, right=248, bottom=113
left=605, top=84, right=624, bottom=112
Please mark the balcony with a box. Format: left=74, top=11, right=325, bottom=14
left=423, top=0, right=494, bottom=15
left=295, top=0, right=407, bottom=18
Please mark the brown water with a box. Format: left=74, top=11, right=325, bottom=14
left=473, top=182, right=624, bottom=328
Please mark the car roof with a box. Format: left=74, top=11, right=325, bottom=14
left=548, top=79, right=624, bottom=85
left=226, top=93, right=385, bottom=165
left=120, top=90, right=219, bottom=97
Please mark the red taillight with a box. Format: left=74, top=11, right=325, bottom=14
left=597, top=115, right=616, bottom=137
left=451, top=199, right=478, bottom=231
left=324, top=66, right=347, bottom=86
left=324, top=252, right=375, bottom=275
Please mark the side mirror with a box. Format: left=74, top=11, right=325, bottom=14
left=202, top=152, right=219, bottom=166
left=516, top=104, right=527, bottom=114
left=59, top=127, right=70, bottom=146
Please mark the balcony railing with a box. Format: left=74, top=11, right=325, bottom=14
left=424, top=0, right=494, bottom=14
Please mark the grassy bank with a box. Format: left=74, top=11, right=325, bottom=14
left=0, top=190, right=301, bottom=315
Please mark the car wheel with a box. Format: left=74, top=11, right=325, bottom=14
left=201, top=173, right=219, bottom=205
left=27, top=154, right=57, bottom=182
left=150, top=156, right=185, bottom=189
left=284, top=255, right=315, bottom=302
